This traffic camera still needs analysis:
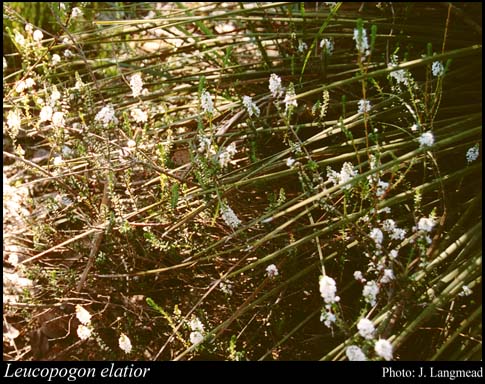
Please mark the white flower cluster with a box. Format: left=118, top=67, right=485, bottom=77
left=71, top=7, right=83, bottom=18
left=381, top=219, right=407, bottom=241
left=380, top=269, right=395, bottom=284
left=353, top=270, right=365, bottom=282
left=376, top=180, right=389, bottom=198
left=388, top=55, right=410, bottom=87
left=220, top=281, right=233, bottom=296
left=357, top=318, right=375, bottom=340
left=95, top=105, right=118, bottom=126
left=369, top=228, right=383, bottom=247
left=33, top=29, right=44, bottom=43
left=189, top=316, right=205, bottom=346
left=198, top=135, right=216, bottom=156
left=201, top=90, right=214, bottom=114
left=466, top=144, right=479, bottom=163
left=419, top=131, right=434, bottom=147
left=346, top=345, right=367, bottom=361
left=320, top=38, right=334, bottom=55
left=326, top=162, right=358, bottom=191
left=75, top=305, right=93, bottom=341
left=353, top=27, right=370, bottom=58
left=358, top=99, right=371, bottom=114
left=362, top=280, right=379, bottom=306
left=52, top=53, right=61, bottom=65
left=129, top=73, right=144, bottom=98
left=284, top=83, right=298, bottom=113
left=416, top=217, right=435, bottom=233
left=119, top=333, right=132, bottom=354
left=458, top=285, right=472, bottom=297
left=266, top=264, right=279, bottom=278
left=374, top=338, right=393, bottom=361
left=7, top=110, right=21, bottom=133
left=431, top=61, right=444, bottom=77
left=131, top=108, right=148, bottom=123
left=319, top=275, right=340, bottom=304
left=218, top=142, right=237, bottom=168
left=320, top=309, right=337, bottom=328
left=286, top=157, right=296, bottom=168
left=269, top=73, right=284, bottom=98
left=221, top=203, right=242, bottom=229
left=242, top=95, right=260, bottom=117
left=298, top=40, right=308, bottom=53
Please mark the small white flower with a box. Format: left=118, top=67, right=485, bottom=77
left=33, top=30, right=44, bottom=43
left=266, top=264, right=279, bottom=278
left=380, top=269, right=395, bottom=284
left=286, top=158, right=296, bottom=168
left=320, top=309, right=336, bottom=328
left=431, top=61, right=444, bottom=77
left=353, top=271, right=365, bottom=282
left=25, top=23, right=33, bottom=34
left=130, top=73, right=143, bottom=98
left=64, top=49, right=73, bottom=58
left=390, top=249, right=398, bottom=259
left=119, top=333, right=132, bottom=354
left=53, top=156, right=64, bottom=167
left=197, top=135, right=214, bottom=155
left=127, top=139, right=136, bottom=148
left=320, top=38, right=334, bottom=55
left=242, top=95, right=260, bottom=117
left=357, top=318, right=375, bottom=340
left=189, top=317, right=205, bottom=332
left=220, top=281, right=233, bottom=296
left=130, top=108, right=148, bottom=123
left=353, top=28, right=370, bottom=56
left=363, top=280, right=379, bottom=306
left=71, top=7, right=83, bottom=18
left=358, top=99, right=371, bottom=114
left=76, top=324, right=92, bottom=340
left=15, top=80, right=26, bottom=93
left=284, top=84, right=298, bottom=112
left=327, top=162, right=357, bottom=191
left=51, top=53, right=61, bottom=65
left=319, top=275, right=340, bottom=304
left=50, top=89, right=62, bottom=104
left=466, top=144, right=479, bottom=164
left=201, top=90, right=214, bottom=114
left=389, top=68, right=409, bottom=86
left=419, top=131, right=434, bottom=147
left=369, top=228, right=383, bottom=247
left=52, top=111, right=65, bottom=127
left=417, top=217, right=435, bottom=233
left=269, top=73, right=284, bottom=98
left=375, top=338, right=393, bottom=361
left=382, top=219, right=396, bottom=233
left=458, top=285, right=472, bottom=297
left=190, top=331, right=204, bottom=345
left=221, top=203, right=242, bottom=228
left=75, top=305, right=92, bottom=325
left=25, top=78, right=35, bottom=88
left=95, top=105, right=118, bottom=126
left=298, top=40, right=308, bottom=53
left=39, top=106, right=53, bottom=122
left=410, top=123, right=419, bottom=132
left=14, top=31, right=26, bottom=47
left=7, top=110, right=22, bottom=132
left=218, top=142, right=237, bottom=169
left=346, top=345, right=367, bottom=361
left=390, top=227, right=406, bottom=241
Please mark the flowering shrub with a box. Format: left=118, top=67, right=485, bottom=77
left=2, top=2, right=480, bottom=362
